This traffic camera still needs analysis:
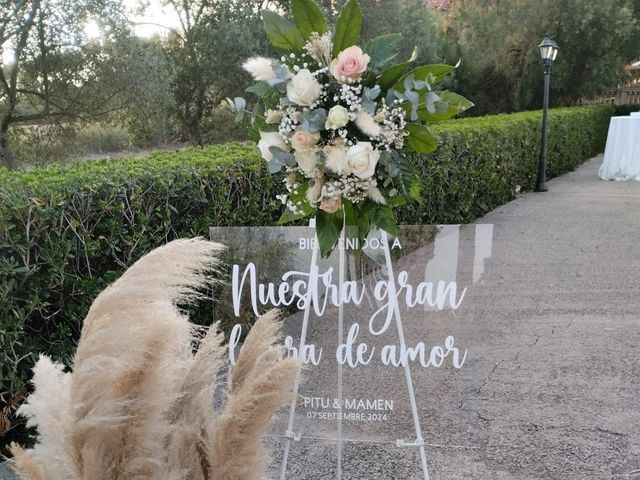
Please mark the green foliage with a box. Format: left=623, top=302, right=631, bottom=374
left=332, top=0, right=363, bottom=56
left=397, top=105, right=613, bottom=225
left=363, top=34, right=403, bottom=70
left=74, top=125, right=133, bottom=153
left=167, top=1, right=269, bottom=145
left=261, top=11, right=306, bottom=52
left=439, top=0, right=640, bottom=113
left=0, top=142, right=282, bottom=450
left=613, top=104, right=640, bottom=116
left=292, top=0, right=329, bottom=39
left=405, top=123, right=438, bottom=153
left=0, top=0, right=132, bottom=168
left=0, top=105, right=613, bottom=452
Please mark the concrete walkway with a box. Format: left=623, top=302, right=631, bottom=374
left=443, top=154, right=640, bottom=479
left=271, top=155, right=640, bottom=480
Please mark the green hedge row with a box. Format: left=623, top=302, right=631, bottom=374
left=0, top=105, right=614, bottom=450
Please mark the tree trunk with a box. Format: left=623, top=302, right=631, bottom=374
left=0, top=125, right=19, bottom=170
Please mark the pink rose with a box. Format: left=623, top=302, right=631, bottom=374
left=320, top=195, right=342, bottom=214
left=290, top=128, right=320, bottom=151
left=330, top=46, right=370, bottom=83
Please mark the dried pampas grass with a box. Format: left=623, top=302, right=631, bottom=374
left=10, top=238, right=301, bottom=480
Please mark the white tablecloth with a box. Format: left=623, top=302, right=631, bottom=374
left=598, top=116, right=640, bottom=181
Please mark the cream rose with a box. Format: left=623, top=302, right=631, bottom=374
left=330, top=46, right=370, bottom=83
left=290, top=128, right=321, bottom=151
left=323, top=143, right=350, bottom=175
left=294, top=150, right=318, bottom=178
left=346, top=142, right=380, bottom=179
left=257, top=131, right=288, bottom=162
left=306, top=172, right=324, bottom=204
left=320, top=195, right=342, bottom=214
left=265, top=109, right=283, bottom=124
left=286, top=69, right=322, bottom=106
left=325, top=105, right=350, bottom=130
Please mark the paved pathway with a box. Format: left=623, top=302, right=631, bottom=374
left=271, top=155, right=640, bottom=480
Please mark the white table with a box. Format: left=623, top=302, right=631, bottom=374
left=598, top=116, right=640, bottom=181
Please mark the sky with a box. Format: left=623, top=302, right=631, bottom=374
left=123, top=0, right=181, bottom=37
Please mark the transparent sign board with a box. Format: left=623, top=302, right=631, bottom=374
left=210, top=224, right=494, bottom=479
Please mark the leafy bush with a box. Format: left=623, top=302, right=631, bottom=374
left=613, top=104, right=640, bottom=116
left=0, top=105, right=614, bottom=451
left=74, top=124, right=133, bottom=153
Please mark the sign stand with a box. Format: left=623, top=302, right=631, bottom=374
left=278, top=225, right=431, bottom=480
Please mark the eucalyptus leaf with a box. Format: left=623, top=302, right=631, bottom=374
left=268, top=158, right=284, bottom=174
left=261, top=10, right=305, bottom=53
left=395, top=64, right=455, bottom=93
left=403, top=74, right=415, bottom=92
left=300, top=108, right=327, bottom=133
left=269, top=146, right=296, bottom=167
left=333, top=0, right=362, bottom=56
left=233, top=97, right=246, bottom=122
left=404, top=90, right=420, bottom=121
left=425, top=91, right=441, bottom=114
left=417, top=91, right=474, bottom=122
left=385, top=88, right=404, bottom=105
left=361, top=99, right=376, bottom=115
left=364, top=85, right=381, bottom=101
left=292, top=0, right=328, bottom=39
left=271, top=63, right=292, bottom=85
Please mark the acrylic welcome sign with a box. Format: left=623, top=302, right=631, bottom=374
left=210, top=225, right=494, bottom=479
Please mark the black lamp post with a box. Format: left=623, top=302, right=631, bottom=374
left=535, top=37, right=559, bottom=192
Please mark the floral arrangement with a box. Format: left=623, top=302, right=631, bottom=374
left=225, top=0, right=472, bottom=257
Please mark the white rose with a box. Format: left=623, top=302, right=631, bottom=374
left=286, top=69, right=322, bottom=106
left=290, top=128, right=321, bottom=151
left=323, top=143, right=350, bottom=175
left=346, top=142, right=380, bottom=179
left=258, top=131, right=288, bottom=162
left=325, top=105, right=350, bottom=130
left=294, top=150, right=318, bottom=178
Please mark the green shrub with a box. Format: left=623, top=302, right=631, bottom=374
left=74, top=124, right=133, bottom=153
left=395, top=105, right=613, bottom=224
left=0, top=105, right=614, bottom=451
left=613, top=104, right=640, bottom=116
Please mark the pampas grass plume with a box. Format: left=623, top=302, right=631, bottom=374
left=10, top=238, right=301, bottom=480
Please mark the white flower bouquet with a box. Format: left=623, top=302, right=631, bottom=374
left=225, top=0, right=473, bottom=257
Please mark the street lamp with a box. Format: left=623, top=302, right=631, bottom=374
left=535, top=37, right=559, bottom=192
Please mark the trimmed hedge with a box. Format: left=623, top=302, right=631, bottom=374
left=0, top=105, right=614, bottom=450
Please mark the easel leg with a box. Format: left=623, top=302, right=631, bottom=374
left=279, top=225, right=320, bottom=480
left=381, top=230, right=431, bottom=480
left=336, top=228, right=346, bottom=479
